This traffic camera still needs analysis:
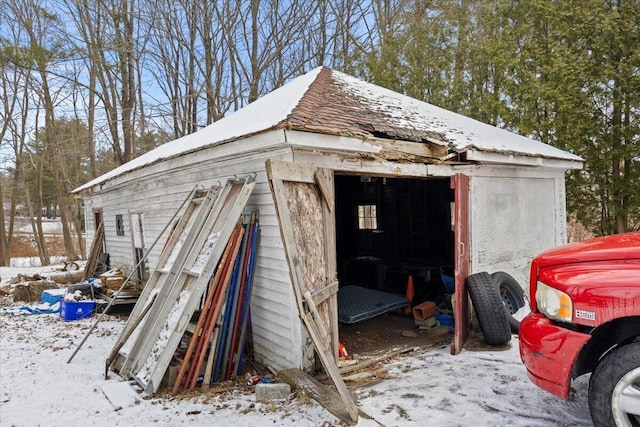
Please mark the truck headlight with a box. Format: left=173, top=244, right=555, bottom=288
left=535, top=281, right=573, bottom=322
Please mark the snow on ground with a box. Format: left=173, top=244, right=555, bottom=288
left=16, top=219, right=65, bottom=235
left=7, top=257, right=67, bottom=268
left=0, top=266, right=593, bottom=427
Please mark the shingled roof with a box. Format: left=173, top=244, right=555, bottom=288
left=74, top=67, right=582, bottom=193
left=282, top=67, right=450, bottom=147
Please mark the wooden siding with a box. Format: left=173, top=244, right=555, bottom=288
left=469, top=167, right=567, bottom=291
left=81, top=140, right=306, bottom=373
left=80, top=128, right=574, bottom=373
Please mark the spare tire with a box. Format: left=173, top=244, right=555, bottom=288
left=491, top=271, right=527, bottom=333
left=466, top=272, right=512, bottom=345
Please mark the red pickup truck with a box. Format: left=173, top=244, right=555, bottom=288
left=519, top=232, right=640, bottom=427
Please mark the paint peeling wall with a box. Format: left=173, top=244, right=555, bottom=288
left=80, top=132, right=310, bottom=374
left=79, top=128, right=574, bottom=374
left=469, top=166, right=568, bottom=294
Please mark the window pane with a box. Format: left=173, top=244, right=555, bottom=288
left=357, top=204, right=377, bottom=230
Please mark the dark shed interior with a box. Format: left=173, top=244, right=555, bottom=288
left=335, top=174, right=455, bottom=306
left=334, top=174, right=457, bottom=354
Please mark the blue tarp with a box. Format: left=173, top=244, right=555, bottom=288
left=2, top=301, right=60, bottom=315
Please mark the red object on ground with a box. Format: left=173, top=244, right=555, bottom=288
left=403, top=275, right=414, bottom=314
left=338, top=341, right=349, bottom=359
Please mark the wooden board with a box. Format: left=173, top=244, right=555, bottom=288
left=100, top=381, right=140, bottom=411
left=110, top=177, right=255, bottom=394
left=451, top=173, right=471, bottom=355
left=267, top=160, right=358, bottom=423
left=83, top=221, right=104, bottom=280
left=278, top=369, right=356, bottom=425
left=110, top=187, right=205, bottom=373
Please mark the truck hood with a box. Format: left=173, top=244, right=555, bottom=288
left=535, top=232, right=640, bottom=267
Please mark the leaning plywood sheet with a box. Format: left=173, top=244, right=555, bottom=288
left=110, top=176, right=255, bottom=395
left=267, top=160, right=358, bottom=423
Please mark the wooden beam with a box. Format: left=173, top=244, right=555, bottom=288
left=309, top=280, right=338, bottom=308
left=314, top=169, right=334, bottom=212
left=266, top=159, right=316, bottom=183
left=278, top=368, right=357, bottom=425
left=292, top=151, right=429, bottom=177
left=375, top=139, right=448, bottom=159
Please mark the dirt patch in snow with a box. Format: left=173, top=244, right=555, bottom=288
left=338, top=313, right=452, bottom=358
left=335, top=314, right=508, bottom=389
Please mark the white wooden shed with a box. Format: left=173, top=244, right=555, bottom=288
left=73, top=67, right=583, bottom=382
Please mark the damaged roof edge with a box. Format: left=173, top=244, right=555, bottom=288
left=465, top=149, right=584, bottom=169
left=71, top=128, right=289, bottom=195
left=72, top=68, right=324, bottom=195
left=73, top=67, right=585, bottom=195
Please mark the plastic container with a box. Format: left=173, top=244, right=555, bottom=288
left=41, top=289, right=66, bottom=306
left=435, top=311, right=454, bottom=329
left=440, top=272, right=455, bottom=294
left=60, top=300, right=96, bottom=321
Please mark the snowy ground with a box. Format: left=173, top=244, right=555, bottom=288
left=0, top=266, right=594, bottom=427
left=16, top=218, right=66, bottom=235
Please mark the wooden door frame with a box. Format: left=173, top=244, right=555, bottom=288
left=129, top=210, right=146, bottom=285
left=266, top=159, right=358, bottom=423
left=451, top=173, right=471, bottom=355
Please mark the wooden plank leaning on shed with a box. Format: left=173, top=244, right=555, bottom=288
left=266, top=159, right=358, bottom=424
left=83, top=221, right=105, bottom=280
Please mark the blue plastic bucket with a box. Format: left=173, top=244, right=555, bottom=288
left=441, top=272, right=455, bottom=294
left=435, top=312, right=454, bottom=328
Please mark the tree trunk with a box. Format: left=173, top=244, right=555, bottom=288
left=0, top=181, right=9, bottom=266
left=53, top=171, right=78, bottom=260
left=451, top=0, right=470, bottom=112
left=25, top=177, right=50, bottom=266
left=88, top=66, right=97, bottom=178
left=248, top=0, right=260, bottom=103
left=119, top=0, right=136, bottom=163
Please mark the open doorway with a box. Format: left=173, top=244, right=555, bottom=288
left=335, top=174, right=456, bottom=354
left=129, top=211, right=148, bottom=285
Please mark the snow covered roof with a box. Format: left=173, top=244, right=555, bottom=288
left=73, top=67, right=582, bottom=193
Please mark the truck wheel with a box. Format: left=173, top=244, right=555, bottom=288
left=490, top=271, right=527, bottom=333
left=589, top=341, right=640, bottom=427
left=465, top=272, right=511, bottom=346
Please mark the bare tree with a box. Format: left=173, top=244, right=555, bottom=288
left=0, top=1, right=53, bottom=265
left=0, top=40, right=36, bottom=265
left=0, top=44, right=22, bottom=266
left=197, top=1, right=235, bottom=124
left=223, top=0, right=319, bottom=105
left=64, top=0, right=139, bottom=165
left=7, top=0, right=82, bottom=260
left=143, top=0, right=204, bottom=138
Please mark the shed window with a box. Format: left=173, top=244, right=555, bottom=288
left=358, top=204, right=378, bottom=230
left=115, top=214, right=125, bottom=236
